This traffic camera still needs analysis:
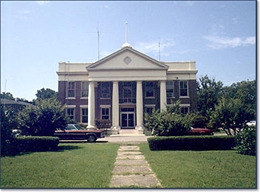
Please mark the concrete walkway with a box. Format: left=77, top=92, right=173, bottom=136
left=109, top=145, right=162, bottom=188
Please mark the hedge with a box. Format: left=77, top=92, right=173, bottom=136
left=147, top=136, right=236, bottom=151
left=15, top=136, right=60, bottom=152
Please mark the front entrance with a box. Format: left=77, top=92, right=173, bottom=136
left=121, top=112, right=135, bottom=128
left=120, top=108, right=135, bottom=128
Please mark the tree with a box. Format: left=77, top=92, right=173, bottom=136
left=145, top=101, right=192, bottom=136
left=0, top=105, right=18, bottom=156
left=210, top=97, right=248, bottom=135
left=222, top=80, right=256, bottom=121
left=0, top=92, right=15, bottom=100
left=35, top=88, right=58, bottom=101
left=197, top=75, right=223, bottom=121
left=17, top=98, right=68, bottom=136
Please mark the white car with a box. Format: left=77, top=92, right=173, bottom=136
left=246, top=121, right=256, bottom=127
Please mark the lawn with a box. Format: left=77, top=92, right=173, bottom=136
left=1, top=143, right=119, bottom=188
left=1, top=142, right=256, bottom=189
left=139, top=143, right=256, bottom=188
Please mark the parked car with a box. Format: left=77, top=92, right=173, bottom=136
left=54, top=124, right=105, bottom=142
left=246, top=120, right=256, bottom=127
left=186, top=127, right=214, bottom=135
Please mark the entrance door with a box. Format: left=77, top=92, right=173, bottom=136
left=121, top=112, right=135, bottom=128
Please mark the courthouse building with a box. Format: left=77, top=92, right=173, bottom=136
left=57, top=43, right=198, bottom=134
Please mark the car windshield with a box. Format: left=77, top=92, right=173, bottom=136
left=74, top=124, right=85, bottom=130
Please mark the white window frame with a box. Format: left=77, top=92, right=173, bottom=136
left=81, top=108, right=88, bottom=124
left=81, top=82, right=88, bottom=98
left=179, top=80, right=189, bottom=98
left=66, top=106, right=75, bottom=120
left=101, top=107, right=110, bottom=120
left=67, top=81, right=76, bottom=99
left=166, top=81, right=174, bottom=98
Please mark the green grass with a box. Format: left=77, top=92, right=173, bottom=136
left=1, top=143, right=119, bottom=188
left=139, top=143, right=256, bottom=188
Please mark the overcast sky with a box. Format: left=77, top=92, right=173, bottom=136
left=1, top=1, right=256, bottom=101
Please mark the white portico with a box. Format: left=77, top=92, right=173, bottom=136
left=86, top=45, right=169, bottom=133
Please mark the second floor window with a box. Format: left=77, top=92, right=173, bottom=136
left=180, top=81, right=188, bottom=97
left=144, top=81, right=155, bottom=98
left=166, top=81, right=174, bottom=98
left=67, top=82, right=75, bottom=97
left=81, top=82, right=88, bottom=97
left=100, top=82, right=111, bottom=98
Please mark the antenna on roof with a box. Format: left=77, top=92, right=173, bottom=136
left=121, top=22, right=132, bottom=48
left=97, top=24, right=100, bottom=60
left=159, top=40, right=161, bottom=61
left=125, top=22, right=129, bottom=44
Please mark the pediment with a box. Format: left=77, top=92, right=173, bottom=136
left=87, top=47, right=169, bottom=71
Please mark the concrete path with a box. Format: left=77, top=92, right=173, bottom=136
left=109, top=145, right=162, bottom=188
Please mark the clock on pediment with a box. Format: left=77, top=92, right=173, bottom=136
left=123, top=56, right=132, bottom=65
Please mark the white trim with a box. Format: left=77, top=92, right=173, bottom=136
left=144, top=104, right=156, bottom=107
left=100, top=105, right=111, bottom=108
left=80, top=105, right=88, bottom=108
left=66, top=105, right=76, bottom=108
left=66, top=97, right=76, bottom=100
left=180, top=104, right=190, bottom=107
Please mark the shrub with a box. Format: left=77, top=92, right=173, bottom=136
left=17, top=98, right=68, bottom=136
left=144, top=109, right=191, bottom=136
left=147, top=136, right=236, bottom=151
left=235, top=126, right=256, bottom=156
left=15, top=136, right=60, bottom=152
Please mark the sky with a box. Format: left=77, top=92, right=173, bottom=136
left=1, top=1, right=256, bottom=101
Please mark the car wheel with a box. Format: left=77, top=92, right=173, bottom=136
left=87, top=135, right=97, bottom=142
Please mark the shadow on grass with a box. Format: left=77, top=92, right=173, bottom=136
left=57, top=145, right=83, bottom=152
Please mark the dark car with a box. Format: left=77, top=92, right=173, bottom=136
left=54, top=124, right=105, bottom=142
left=186, top=127, right=214, bottom=135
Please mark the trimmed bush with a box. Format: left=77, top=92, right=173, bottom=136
left=15, top=136, right=60, bottom=152
left=147, top=136, right=236, bottom=151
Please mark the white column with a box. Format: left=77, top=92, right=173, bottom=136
left=135, top=81, right=144, bottom=131
left=160, top=80, right=167, bottom=112
left=87, top=81, right=96, bottom=128
left=111, top=81, right=120, bottom=131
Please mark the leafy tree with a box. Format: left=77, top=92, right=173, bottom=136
left=222, top=80, right=256, bottom=121
left=17, top=98, right=68, bottom=136
left=35, top=88, right=58, bottom=101
left=0, top=92, right=15, bottom=100
left=197, top=75, right=223, bottom=121
left=210, top=97, right=248, bottom=135
left=0, top=105, right=18, bottom=156
left=145, top=101, right=192, bottom=136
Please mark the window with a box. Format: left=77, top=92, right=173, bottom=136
left=145, top=81, right=155, bottom=98
left=81, top=108, right=88, bottom=123
left=181, top=107, right=189, bottom=114
left=180, top=81, right=188, bottom=97
left=67, top=108, right=75, bottom=120
left=145, top=107, right=155, bottom=115
left=119, top=82, right=136, bottom=103
left=100, top=82, right=111, bottom=98
left=101, top=108, right=110, bottom=120
left=81, top=82, right=88, bottom=97
left=67, top=82, right=75, bottom=98
left=166, top=81, right=174, bottom=98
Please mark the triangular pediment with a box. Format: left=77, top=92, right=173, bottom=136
left=87, top=47, right=169, bottom=71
